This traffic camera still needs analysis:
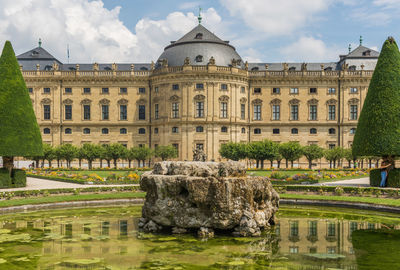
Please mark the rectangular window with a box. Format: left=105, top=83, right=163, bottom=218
left=172, top=143, right=179, bottom=156
left=154, top=104, right=159, bottom=119
left=273, top=128, right=280, bottom=134
left=309, top=105, right=317, bottom=120
left=120, top=105, right=127, bottom=120
left=44, top=87, right=50, bottom=93
left=240, top=86, right=245, bottom=93
left=28, top=87, right=33, bottom=93
left=101, top=105, right=109, bottom=120
left=272, top=88, right=280, bottom=94
left=196, top=102, right=204, bottom=118
left=220, top=102, right=228, bottom=118
left=309, top=88, right=317, bottom=94
left=241, top=104, right=245, bottom=120
left=308, top=221, right=317, bottom=236
left=328, top=87, right=336, bottom=94
left=102, top=88, right=109, bottom=94
left=139, top=87, right=146, bottom=94
left=328, top=105, right=336, bottom=120
left=272, top=105, right=280, bottom=120
left=120, top=87, right=127, bottom=94
left=172, top=103, right=179, bottom=118
left=83, top=105, right=90, bottom=120
left=172, top=84, right=179, bottom=90
left=350, top=105, right=358, bottom=120
left=327, top=222, right=336, bottom=237
left=291, top=105, right=298, bottom=120
left=43, top=105, right=50, bottom=120
left=154, top=87, right=159, bottom=93
left=254, top=88, right=261, bottom=94
left=139, top=105, right=146, bottom=120
left=254, top=104, right=261, bottom=120
left=196, top=83, right=204, bottom=89
left=290, top=88, right=299, bottom=94
left=221, top=84, right=228, bottom=90
left=65, top=88, right=72, bottom=93
left=65, top=105, right=72, bottom=120
left=329, top=143, right=336, bottom=149
left=350, top=87, right=358, bottom=93
left=290, top=221, right=299, bottom=237
left=83, top=87, right=91, bottom=93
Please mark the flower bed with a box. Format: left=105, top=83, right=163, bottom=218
left=26, top=168, right=140, bottom=184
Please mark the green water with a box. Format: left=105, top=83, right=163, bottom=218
left=0, top=205, right=400, bottom=269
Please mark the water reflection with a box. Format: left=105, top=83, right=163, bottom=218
left=0, top=206, right=399, bottom=269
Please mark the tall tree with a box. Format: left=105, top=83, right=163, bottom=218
left=279, top=142, right=303, bottom=168
left=303, top=144, right=324, bottom=169
left=75, top=146, right=85, bottom=168
left=107, top=143, right=127, bottom=168
left=59, top=144, right=77, bottom=168
left=353, top=37, right=400, bottom=167
left=155, top=145, right=178, bottom=161
left=131, top=146, right=153, bottom=167
left=42, top=144, right=56, bottom=168
left=0, top=41, right=42, bottom=174
left=219, top=142, right=247, bottom=161
left=82, top=143, right=100, bottom=169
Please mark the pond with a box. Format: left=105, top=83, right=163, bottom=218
left=0, top=204, right=399, bottom=269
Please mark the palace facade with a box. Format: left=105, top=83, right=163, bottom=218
left=17, top=23, right=379, bottom=162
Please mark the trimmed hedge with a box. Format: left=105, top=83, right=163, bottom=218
left=370, top=168, right=400, bottom=187
left=0, top=168, right=26, bottom=188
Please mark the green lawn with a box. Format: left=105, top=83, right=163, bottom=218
left=0, top=192, right=146, bottom=208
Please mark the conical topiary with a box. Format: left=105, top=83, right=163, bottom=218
left=353, top=37, right=400, bottom=158
left=0, top=41, right=43, bottom=171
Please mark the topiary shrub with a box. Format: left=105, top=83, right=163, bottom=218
left=0, top=168, right=26, bottom=188
left=0, top=168, right=12, bottom=188
left=370, top=168, right=400, bottom=187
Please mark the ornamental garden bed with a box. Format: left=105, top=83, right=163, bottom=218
left=26, top=169, right=141, bottom=185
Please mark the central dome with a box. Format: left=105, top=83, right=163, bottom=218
left=157, top=24, right=243, bottom=68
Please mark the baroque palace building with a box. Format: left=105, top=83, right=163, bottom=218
left=17, top=22, right=379, bottom=162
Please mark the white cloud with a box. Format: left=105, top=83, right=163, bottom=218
left=373, top=0, right=400, bottom=9
left=280, top=36, right=341, bottom=62
left=351, top=8, right=391, bottom=26
left=0, top=0, right=224, bottom=63
left=219, top=0, right=331, bottom=36
left=179, top=1, right=202, bottom=10
left=241, top=48, right=262, bottom=62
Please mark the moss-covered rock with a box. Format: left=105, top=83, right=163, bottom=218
left=353, top=37, right=400, bottom=157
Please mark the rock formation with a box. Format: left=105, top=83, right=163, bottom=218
left=139, top=161, right=279, bottom=237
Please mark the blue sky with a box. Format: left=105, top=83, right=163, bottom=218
left=0, top=0, right=399, bottom=63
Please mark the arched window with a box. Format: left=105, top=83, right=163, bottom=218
left=102, top=128, right=109, bottom=134
left=83, top=128, right=90, bottom=134
left=120, top=128, right=127, bottom=134
left=310, top=128, right=317, bottom=134
left=195, top=33, right=203, bottom=39
left=65, top=128, right=72, bottom=134
left=138, top=128, right=146, bottom=134
left=350, top=128, right=356, bottom=135
left=291, top=128, right=298, bottom=134
left=241, top=127, right=246, bottom=134
left=329, top=128, right=336, bottom=135
left=43, top=128, right=50, bottom=134
left=196, top=126, right=204, bottom=132
left=221, top=126, right=228, bottom=133
left=195, top=55, right=203, bottom=62
left=254, top=128, right=261, bottom=134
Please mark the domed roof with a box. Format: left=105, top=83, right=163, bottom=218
left=156, top=24, right=243, bottom=68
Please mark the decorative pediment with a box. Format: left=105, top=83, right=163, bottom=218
left=326, top=99, right=337, bottom=105
left=99, top=98, right=110, bottom=105
left=348, top=98, right=359, bottom=105
left=41, top=98, right=51, bottom=104
left=117, top=98, right=129, bottom=105
left=169, top=95, right=180, bottom=102
left=63, top=98, right=73, bottom=105
left=194, top=94, right=206, bottom=101
left=137, top=98, right=147, bottom=104
left=240, top=97, right=247, bottom=103
left=80, top=98, right=92, bottom=105
left=219, top=95, right=229, bottom=102
left=307, top=98, right=319, bottom=105
left=270, top=98, right=281, bottom=105
left=251, top=98, right=263, bottom=105
left=289, top=99, right=300, bottom=105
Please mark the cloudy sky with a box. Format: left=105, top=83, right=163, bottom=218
left=0, top=0, right=399, bottom=63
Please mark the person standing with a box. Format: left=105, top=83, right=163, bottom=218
left=380, top=157, right=392, bottom=187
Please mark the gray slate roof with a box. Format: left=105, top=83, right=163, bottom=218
left=346, top=45, right=379, bottom=58
left=172, top=24, right=227, bottom=46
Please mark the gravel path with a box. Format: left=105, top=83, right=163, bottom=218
left=313, top=177, right=370, bottom=187
left=0, top=177, right=138, bottom=192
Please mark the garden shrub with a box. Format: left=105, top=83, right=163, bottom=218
left=370, top=168, right=400, bottom=187
left=0, top=168, right=26, bottom=188
left=0, top=169, right=12, bottom=188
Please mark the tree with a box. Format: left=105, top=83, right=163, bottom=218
left=54, top=146, right=63, bottom=168
left=324, top=147, right=344, bottom=168
left=82, top=143, right=100, bottom=169
left=59, top=144, right=77, bottom=168
left=246, top=140, right=279, bottom=169
left=75, top=146, right=85, bottom=168
left=303, top=144, right=324, bottom=169
left=131, top=146, right=153, bottom=167
left=107, top=143, right=127, bottom=168
left=43, top=144, right=56, bottom=168
left=353, top=37, right=400, bottom=167
left=219, top=142, right=247, bottom=161
left=0, top=41, right=42, bottom=174
left=100, top=145, right=113, bottom=168
left=155, top=145, right=178, bottom=161
left=279, top=142, right=303, bottom=168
